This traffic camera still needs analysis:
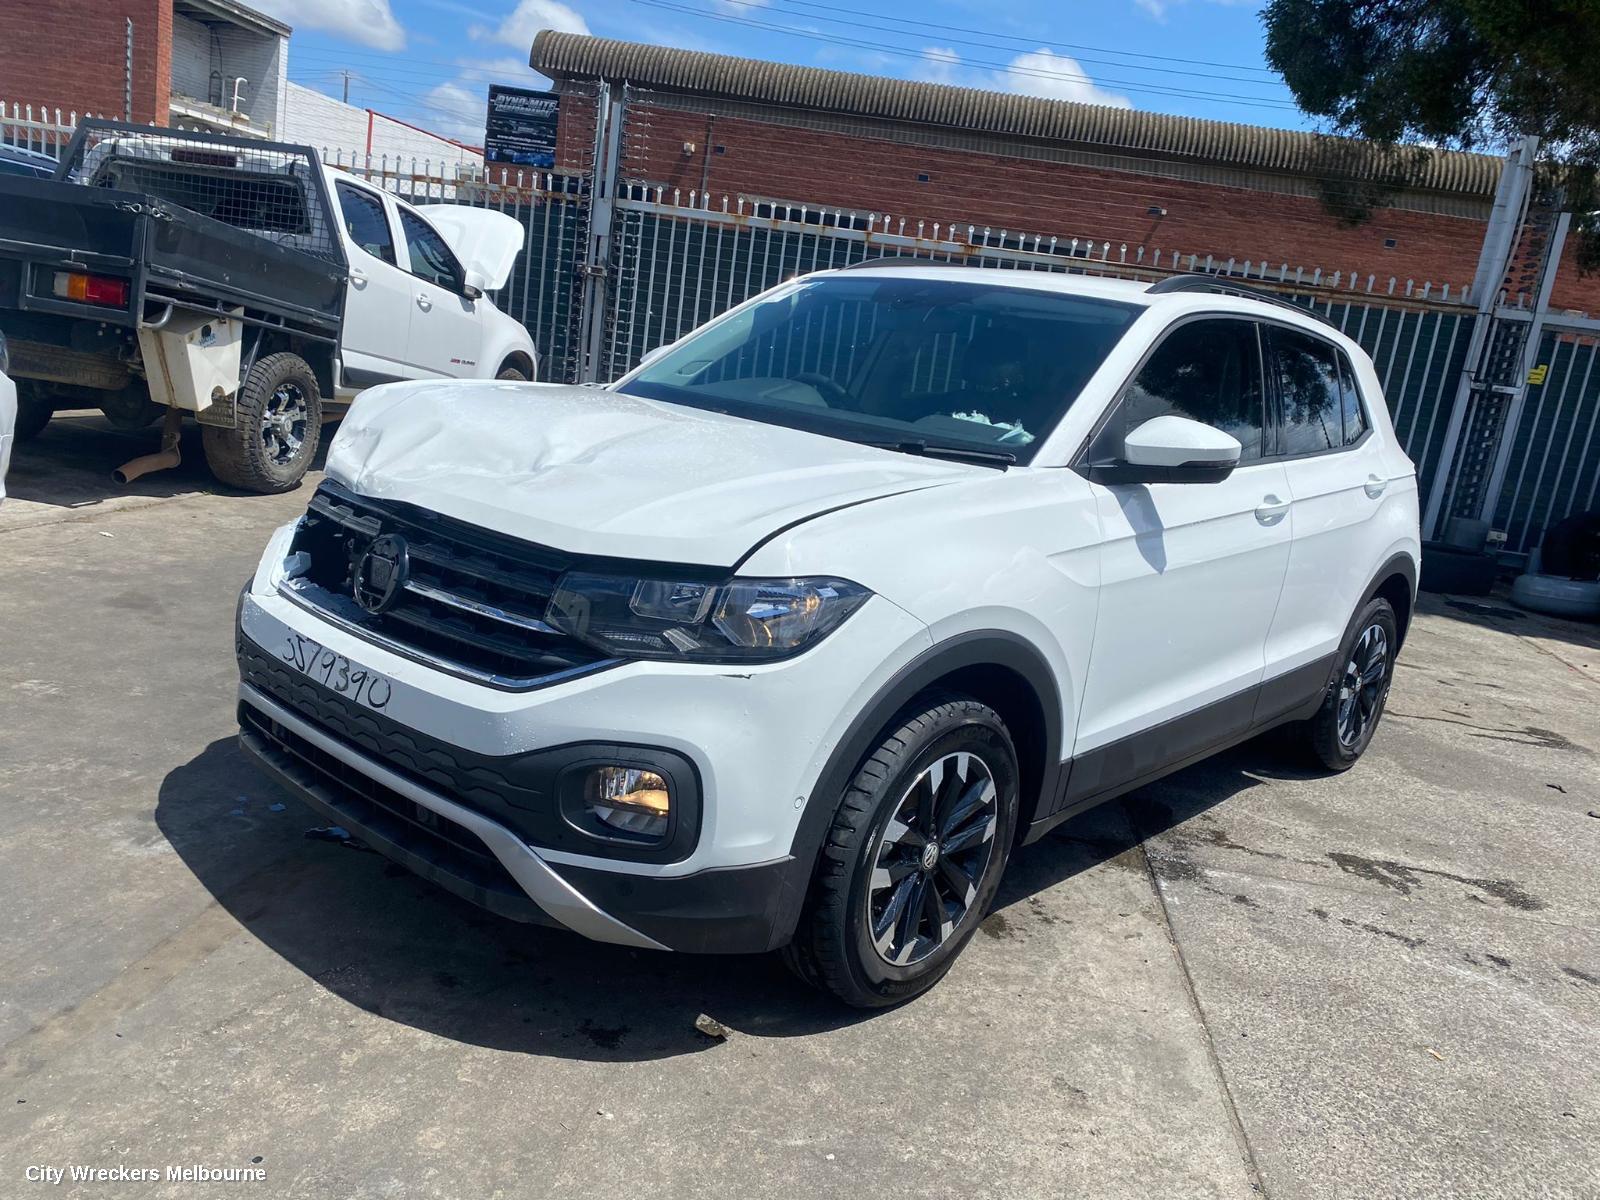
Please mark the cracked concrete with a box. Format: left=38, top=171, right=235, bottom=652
left=1, top=417, right=1598, bottom=1198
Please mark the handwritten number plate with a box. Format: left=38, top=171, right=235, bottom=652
left=281, top=632, right=392, bottom=711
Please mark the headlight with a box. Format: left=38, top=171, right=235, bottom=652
left=546, top=572, right=870, bottom=662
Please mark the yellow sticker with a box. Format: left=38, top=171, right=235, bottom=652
left=1527, top=363, right=1549, bottom=385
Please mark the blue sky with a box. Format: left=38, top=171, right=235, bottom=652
left=257, top=0, right=1308, bottom=147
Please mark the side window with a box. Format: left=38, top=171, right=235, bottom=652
left=399, top=209, right=461, bottom=289
left=335, top=182, right=395, bottom=265
left=1089, top=318, right=1265, bottom=463
left=1273, top=328, right=1344, bottom=455
left=1337, top=353, right=1369, bottom=445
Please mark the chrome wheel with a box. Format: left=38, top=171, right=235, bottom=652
left=865, top=750, right=999, bottom=967
left=1337, top=623, right=1389, bottom=748
left=260, top=382, right=308, bottom=464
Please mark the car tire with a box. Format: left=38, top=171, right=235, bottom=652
left=202, top=352, right=322, bottom=494
left=1302, top=597, right=1399, bottom=771
left=782, top=692, right=1020, bottom=1007
left=497, top=364, right=528, bottom=381
left=14, top=387, right=52, bottom=441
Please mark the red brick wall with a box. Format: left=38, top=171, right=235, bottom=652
left=557, top=99, right=1600, bottom=315
left=0, top=0, right=171, bottom=127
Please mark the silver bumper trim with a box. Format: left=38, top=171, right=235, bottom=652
left=238, top=682, right=669, bottom=952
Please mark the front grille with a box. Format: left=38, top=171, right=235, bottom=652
left=285, top=481, right=612, bottom=687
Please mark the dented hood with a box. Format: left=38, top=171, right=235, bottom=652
left=324, top=381, right=977, bottom=565
left=415, top=205, right=524, bottom=290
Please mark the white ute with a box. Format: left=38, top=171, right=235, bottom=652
left=237, top=267, right=1421, bottom=1006
left=0, top=123, right=536, bottom=493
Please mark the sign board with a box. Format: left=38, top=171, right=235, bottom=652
left=1527, top=362, right=1549, bottom=386
left=484, top=86, right=561, bottom=169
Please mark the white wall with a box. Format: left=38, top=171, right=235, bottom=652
left=168, top=14, right=286, bottom=133
left=280, top=82, right=480, bottom=169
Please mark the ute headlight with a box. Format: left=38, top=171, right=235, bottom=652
left=546, top=573, right=870, bottom=662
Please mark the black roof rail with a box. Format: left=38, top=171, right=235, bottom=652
left=1145, top=273, right=1339, bottom=330
left=837, top=256, right=981, bottom=271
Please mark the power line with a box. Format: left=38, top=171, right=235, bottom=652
left=622, top=0, right=1301, bottom=110
left=762, top=0, right=1286, bottom=82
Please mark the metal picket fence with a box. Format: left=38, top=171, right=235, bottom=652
left=7, top=92, right=1600, bottom=560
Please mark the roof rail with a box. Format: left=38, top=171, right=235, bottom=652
left=838, top=256, right=975, bottom=271
left=1146, top=273, right=1338, bottom=330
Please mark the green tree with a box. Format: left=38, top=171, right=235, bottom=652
left=1262, top=0, right=1600, bottom=267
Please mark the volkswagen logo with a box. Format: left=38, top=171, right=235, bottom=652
left=352, top=533, right=409, bottom=615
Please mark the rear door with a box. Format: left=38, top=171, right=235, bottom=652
left=1072, top=316, right=1293, bottom=788
left=1262, top=325, right=1391, bottom=701
left=333, top=180, right=412, bottom=384
left=397, top=206, right=484, bottom=378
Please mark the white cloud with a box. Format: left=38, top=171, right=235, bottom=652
left=251, top=0, right=405, bottom=51
left=917, top=46, right=960, bottom=85
left=473, top=0, right=590, bottom=49
left=1134, top=0, right=1168, bottom=18
left=998, top=49, right=1132, bottom=108
left=421, top=80, right=486, bottom=143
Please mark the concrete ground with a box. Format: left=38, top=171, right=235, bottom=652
left=2, top=415, right=1598, bottom=1199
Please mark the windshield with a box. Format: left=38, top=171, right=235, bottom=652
left=614, top=275, right=1140, bottom=465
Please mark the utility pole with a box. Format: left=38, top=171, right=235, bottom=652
left=342, top=71, right=351, bottom=104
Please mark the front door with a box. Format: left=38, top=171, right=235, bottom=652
left=398, top=207, right=484, bottom=379
left=333, top=180, right=412, bottom=384
left=1071, top=316, right=1292, bottom=796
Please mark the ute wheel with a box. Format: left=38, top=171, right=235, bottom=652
left=496, top=364, right=529, bottom=381
left=1299, top=597, right=1399, bottom=771
left=14, top=386, right=52, bottom=441
left=202, top=352, right=322, bottom=494
left=782, top=692, right=1019, bottom=1007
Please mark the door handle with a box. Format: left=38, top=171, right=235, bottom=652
left=415, top=294, right=432, bottom=312
left=349, top=270, right=367, bottom=288
left=1364, top=474, right=1388, bottom=499
left=1255, top=495, right=1290, bottom=524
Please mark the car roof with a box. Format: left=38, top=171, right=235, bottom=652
left=811, top=262, right=1352, bottom=345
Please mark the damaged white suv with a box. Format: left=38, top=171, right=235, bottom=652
left=236, top=266, right=1420, bottom=1006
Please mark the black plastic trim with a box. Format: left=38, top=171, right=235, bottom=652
left=550, top=858, right=797, bottom=954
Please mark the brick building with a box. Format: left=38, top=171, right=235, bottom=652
left=530, top=32, right=1598, bottom=314
left=0, top=0, right=289, bottom=135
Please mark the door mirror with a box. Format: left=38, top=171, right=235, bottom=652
left=1088, top=415, right=1241, bottom=484
left=460, top=266, right=488, bottom=300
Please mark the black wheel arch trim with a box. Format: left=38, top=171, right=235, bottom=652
left=770, top=629, right=1064, bottom=947
left=1360, top=551, right=1419, bottom=645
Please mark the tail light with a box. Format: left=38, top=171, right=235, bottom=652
left=52, top=271, right=130, bottom=308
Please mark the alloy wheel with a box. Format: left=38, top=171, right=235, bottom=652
left=1337, top=622, right=1389, bottom=748
left=865, top=750, right=999, bottom=967
left=260, top=382, right=308, bottom=465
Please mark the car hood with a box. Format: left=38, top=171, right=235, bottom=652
left=324, top=381, right=978, bottom=565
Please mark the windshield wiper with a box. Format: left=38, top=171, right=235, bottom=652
left=866, top=439, right=1017, bottom=468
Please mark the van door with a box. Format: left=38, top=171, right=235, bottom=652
left=333, top=180, right=413, bottom=385
left=1070, top=316, right=1292, bottom=799
left=398, top=206, right=484, bottom=379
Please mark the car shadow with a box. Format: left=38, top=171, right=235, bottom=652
left=1418, top=588, right=1600, bottom=653
left=4, top=409, right=332, bottom=512
left=159, top=730, right=1306, bottom=1061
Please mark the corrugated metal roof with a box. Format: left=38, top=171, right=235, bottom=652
left=530, top=31, right=1502, bottom=198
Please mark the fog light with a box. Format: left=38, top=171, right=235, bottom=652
left=585, top=766, right=670, bottom=839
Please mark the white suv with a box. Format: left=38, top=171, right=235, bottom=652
left=236, top=267, right=1420, bottom=1006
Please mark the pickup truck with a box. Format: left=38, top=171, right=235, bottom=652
left=0, top=119, right=536, bottom=493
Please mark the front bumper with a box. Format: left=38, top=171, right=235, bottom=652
left=236, top=534, right=934, bottom=952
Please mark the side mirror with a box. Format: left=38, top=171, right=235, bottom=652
left=1089, top=415, right=1241, bottom=484
left=460, top=266, right=488, bottom=300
